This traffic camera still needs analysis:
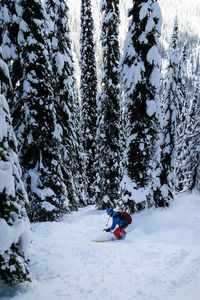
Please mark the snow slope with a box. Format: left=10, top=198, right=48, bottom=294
left=0, top=192, right=200, bottom=300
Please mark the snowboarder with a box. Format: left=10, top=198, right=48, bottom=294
left=104, top=208, right=132, bottom=240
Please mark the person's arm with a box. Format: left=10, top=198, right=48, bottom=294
left=108, top=217, right=120, bottom=231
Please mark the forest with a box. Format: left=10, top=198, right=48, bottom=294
left=0, top=0, right=199, bottom=286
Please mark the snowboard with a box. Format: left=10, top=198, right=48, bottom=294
left=91, top=239, right=114, bottom=243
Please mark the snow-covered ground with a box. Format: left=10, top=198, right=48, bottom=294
left=1, top=192, right=200, bottom=300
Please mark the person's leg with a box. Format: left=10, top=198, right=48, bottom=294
left=113, top=227, right=121, bottom=239
left=119, top=226, right=127, bottom=239
left=120, top=227, right=126, bottom=235
left=114, top=227, right=127, bottom=239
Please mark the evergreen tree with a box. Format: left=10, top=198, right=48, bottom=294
left=45, top=0, right=82, bottom=210
left=182, top=87, right=200, bottom=191
left=0, top=49, right=30, bottom=283
left=13, top=0, right=70, bottom=222
left=120, top=0, right=162, bottom=212
left=183, top=44, right=200, bottom=192
left=79, top=0, right=98, bottom=202
left=175, top=42, right=190, bottom=192
left=0, top=0, right=22, bottom=109
left=95, top=0, right=121, bottom=209
left=157, top=19, right=179, bottom=202
left=0, top=0, right=22, bottom=111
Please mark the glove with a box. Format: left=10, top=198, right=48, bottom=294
left=103, top=228, right=110, bottom=232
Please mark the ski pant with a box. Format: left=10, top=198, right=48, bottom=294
left=113, top=226, right=127, bottom=239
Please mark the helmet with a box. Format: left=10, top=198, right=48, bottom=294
left=107, top=208, right=113, bottom=215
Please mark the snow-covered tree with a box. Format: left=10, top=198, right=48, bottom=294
left=120, top=0, right=162, bottom=212
left=181, top=87, right=200, bottom=191
left=157, top=19, right=179, bottom=203
left=175, top=42, right=190, bottom=192
left=45, top=0, right=82, bottom=210
left=0, top=0, right=22, bottom=109
left=79, top=0, right=98, bottom=203
left=0, top=49, right=30, bottom=283
left=94, top=0, right=121, bottom=209
left=175, top=42, right=200, bottom=193
left=13, top=0, right=71, bottom=222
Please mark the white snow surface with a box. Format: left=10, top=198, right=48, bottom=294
left=0, top=58, right=10, bottom=83
left=0, top=218, right=30, bottom=258
left=1, top=192, right=200, bottom=300
left=0, top=162, right=14, bottom=196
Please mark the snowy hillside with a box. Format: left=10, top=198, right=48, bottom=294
left=0, top=192, right=200, bottom=300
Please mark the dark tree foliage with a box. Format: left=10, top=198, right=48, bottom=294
left=13, top=0, right=69, bottom=222
left=0, top=50, right=30, bottom=283
left=80, top=0, right=98, bottom=202
left=182, top=87, right=200, bottom=191
left=0, top=0, right=22, bottom=110
left=153, top=21, right=180, bottom=207
left=95, top=0, right=121, bottom=209
left=46, top=0, right=82, bottom=210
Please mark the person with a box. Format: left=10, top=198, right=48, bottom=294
left=104, top=208, right=128, bottom=240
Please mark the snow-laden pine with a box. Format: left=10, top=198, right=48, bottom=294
left=45, top=0, right=82, bottom=211
left=176, top=42, right=191, bottom=192
left=178, top=87, right=200, bottom=191
left=0, top=49, right=30, bottom=283
left=120, top=0, right=163, bottom=212
left=160, top=19, right=180, bottom=202
left=0, top=0, right=21, bottom=110
left=94, top=0, right=121, bottom=209
left=79, top=0, right=98, bottom=203
left=13, top=0, right=71, bottom=222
